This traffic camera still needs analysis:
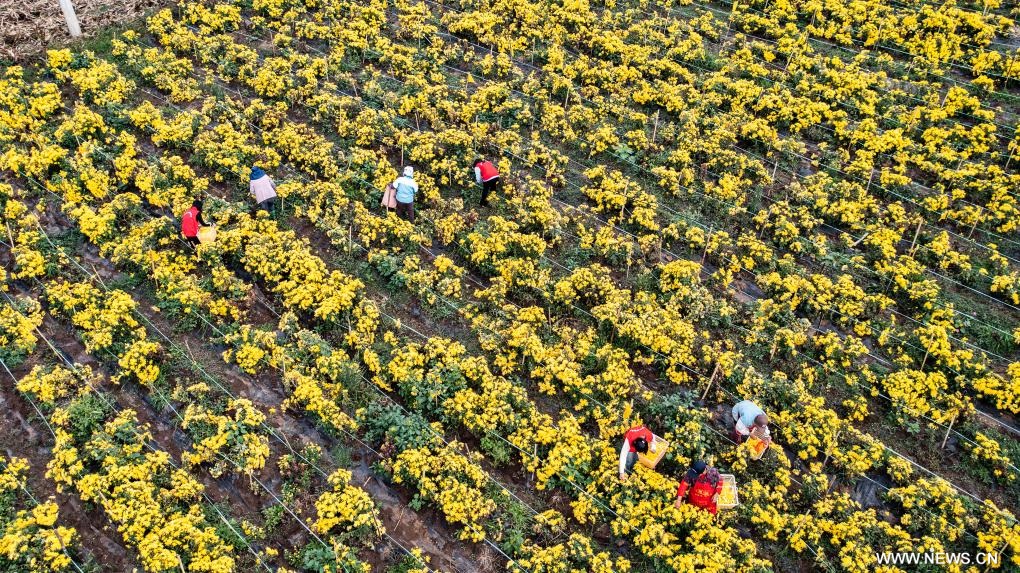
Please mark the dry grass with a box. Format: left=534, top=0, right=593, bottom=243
left=1, top=0, right=178, bottom=61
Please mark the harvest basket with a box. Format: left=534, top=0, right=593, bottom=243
left=197, top=226, right=217, bottom=244
left=718, top=474, right=739, bottom=509
left=746, top=427, right=770, bottom=460
left=637, top=435, right=668, bottom=468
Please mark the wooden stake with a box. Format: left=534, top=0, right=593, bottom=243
left=4, top=222, right=15, bottom=248
left=531, top=444, right=538, bottom=484
left=984, top=540, right=1009, bottom=573
left=908, top=220, right=923, bottom=255
left=59, top=0, right=82, bottom=37
left=851, top=231, right=870, bottom=248
left=701, top=363, right=722, bottom=401
left=940, top=414, right=956, bottom=449
left=967, top=207, right=983, bottom=239
left=822, top=430, right=841, bottom=469
left=701, top=227, right=713, bottom=264
left=651, top=110, right=660, bottom=143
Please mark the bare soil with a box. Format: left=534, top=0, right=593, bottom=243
left=0, top=0, right=178, bottom=61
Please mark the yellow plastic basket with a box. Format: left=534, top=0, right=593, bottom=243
left=197, top=226, right=217, bottom=244
left=637, top=435, right=668, bottom=469
left=718, top=474, right=739, bottom=510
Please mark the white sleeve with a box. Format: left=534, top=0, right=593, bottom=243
left=475, top=166, right=482, bottom=184
left=618, top=439, right=629, bottom=475
left=735, top=419, right=751, bottom=436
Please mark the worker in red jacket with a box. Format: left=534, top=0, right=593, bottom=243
left=674, top=460, right=723, bottom=515
left=473, top=157, right=500, bottom=207
left=619, top=423, right=654, bottom=481
left=180, top=200, right=208, bottom=246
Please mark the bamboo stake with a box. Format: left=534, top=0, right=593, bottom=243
left=822, top=430, right=841, bottom=469
left=851, top=231, right=870, bottom=248
left=59, top=0, right=81, bottom=37
left=908, top=220, right=923, bottom=255
left=701, top=363, right=722, bottom=401
left=701, top=226, right=713, bottom=264
left=968, top=207, right=983, bottom=239
left=940, top=414, right=957, bottom=449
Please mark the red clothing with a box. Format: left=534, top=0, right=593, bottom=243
left=181, top=206, right=200, bottom=238
left=623, top=425, right=653, bottom=453
left=477, top=160, right=499, bottom=182
left=677, top=474, right=723, bottom=515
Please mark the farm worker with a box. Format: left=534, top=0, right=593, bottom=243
left=250, top=165, right=278, bottom=213
left=674, top=460, right=723, bottom=515
left=180, top=200, right=208, bottom=246
left=392, top=165, right=418, bottom=223
left=619, top=423, right=654, bottom=481
left=473, top=157, right=500, bottom=207
left=731, top=400, right=769, bottom=444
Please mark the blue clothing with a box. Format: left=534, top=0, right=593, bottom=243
left=393, top=175, right=418, bottom=203
left=250, top=166, right=266, bottom=180
left=732, top=400, right=764, bottom=429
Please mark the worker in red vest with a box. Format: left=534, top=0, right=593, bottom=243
left=618, top=423, right=654, bottom=481
left=674, top=460, right=723, bottom=514
left=180, top=200, right=208, bottom=246
left=473, top=157, right=500, bottom=207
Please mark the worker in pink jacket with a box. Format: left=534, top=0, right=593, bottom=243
left=250, top=166, right=278, bottom=213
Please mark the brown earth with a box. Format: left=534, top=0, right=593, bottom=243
left=0, top=0, right=178, bottom=61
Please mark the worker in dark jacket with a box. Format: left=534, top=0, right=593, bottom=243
left=473, top=158, right=500, bottom=207
left=180, top=200, right=208, bottom=246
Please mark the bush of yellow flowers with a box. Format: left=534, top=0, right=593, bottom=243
left=0, top=456, right=81, bottom=572
left=0, top=295, right=43, bottom=368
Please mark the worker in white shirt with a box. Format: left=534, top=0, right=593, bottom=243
left=731, top=400, right=769, bottom=444
left=392, top=166, right=419, bottom=222
left=618, top=423, right=654, bottom=481
left=249, top=166, right=278, bottom=213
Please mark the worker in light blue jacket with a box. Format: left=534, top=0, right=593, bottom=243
left=392, top=166, right=419, bottom=222
left=731, top=400, right=769, bottom=444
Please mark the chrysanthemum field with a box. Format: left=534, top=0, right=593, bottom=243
left=1, top=0, right=1020, bottom=571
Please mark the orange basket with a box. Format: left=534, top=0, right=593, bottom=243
left=746, top=427, right=770, bottom=460
left=637, top=435, right=668, bottom=469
